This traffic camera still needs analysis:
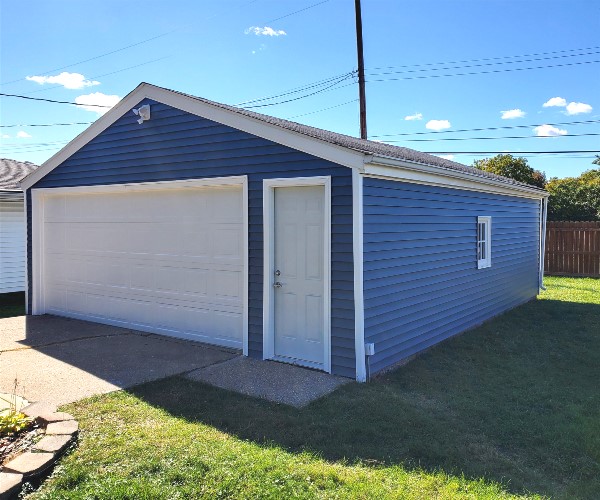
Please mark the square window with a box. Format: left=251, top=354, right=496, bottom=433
left=477, top=216, right=491, bottom=269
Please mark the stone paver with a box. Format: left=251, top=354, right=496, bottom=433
left=21, top=402, right=57, bottom=418
left=3, top=452, right=54, bottom=477
left=32, top=434, right=74, bottom=454
left=37, top=412, right=74, bottom=424
left=0, top=472, right=23, bottom=499
left=187, top=356, right=351, bottom=408
left=45, top=420, right=79, bottom=435
left=0, top=315, right=238, bottom=407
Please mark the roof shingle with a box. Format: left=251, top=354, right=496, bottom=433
left=165, top=85, right=546, bottom=193
left=0, top=158, right=38, bottom=190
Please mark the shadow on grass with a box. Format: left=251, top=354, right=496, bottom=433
left=128, top=298, right=600, bottom=498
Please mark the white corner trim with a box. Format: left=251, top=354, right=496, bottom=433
left=539, top=198, right=548, bottom=290
left=262, top=176, right=332, bottom=373
left=364, top=156, right=549, bottom=200
left=352, top=169, right=366, bottom=382
left=21, top=83, right=366, bottom=190
left=29, top=176, right=250, bottom=356
left=31, top=190, right=44, bottom=315
left=24, top=189, right=29, bottom=314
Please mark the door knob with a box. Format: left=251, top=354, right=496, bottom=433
left=274, top=270, right=281, bottom=276
left=273, top=282, right=283, bottom=288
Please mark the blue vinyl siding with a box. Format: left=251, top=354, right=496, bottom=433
left=363, top=177, right=540, bottom=374
left=27, top=99, right=355, bottom=378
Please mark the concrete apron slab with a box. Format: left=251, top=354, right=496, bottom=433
left=186, top=357, right=351, bottom=408
left=0, top=315, right=238, bottom=407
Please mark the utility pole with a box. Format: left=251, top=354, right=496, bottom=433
left=355, top=0, right=367, bottom=140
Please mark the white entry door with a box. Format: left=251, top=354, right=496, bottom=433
left=272, top=185, right=327, bottom=368
left=34, top=179, right=247, bottom=350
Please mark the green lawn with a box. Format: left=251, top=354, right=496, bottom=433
left=24, top=277, right=600, bottom=499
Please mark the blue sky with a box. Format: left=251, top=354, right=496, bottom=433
left=1, top=0, right=598, bottom=178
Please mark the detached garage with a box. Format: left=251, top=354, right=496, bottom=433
left=22, top=83, right=548, bottom=381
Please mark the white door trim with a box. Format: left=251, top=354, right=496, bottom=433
left=262, top=176, right=332, bottom=373
left=30, top=175, right=249, bottom=355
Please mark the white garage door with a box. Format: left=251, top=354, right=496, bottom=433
left=38, top=181, right=245, bottom=349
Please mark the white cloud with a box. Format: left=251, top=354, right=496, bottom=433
left=542, top=97, right=567, bottom=108
left=26, top=72, right=100, bottom=90
left=74, top=92, right=120, bottom=115
left=533, top=124, right=568, bottom=137
left=438, top=154, right=455, bottom=161
left=565, top=101, right=592, bottom=115
left=404, top=112, right=423, bottom=121
left=501, top=108, right=525, bottom=119
left=245, top=26, right=286, bottom=36
left=1, top=134, right=10, bottom=139
left=16, top=131, right=32, bottom=138
left=425, top=119, right=451, bottom=131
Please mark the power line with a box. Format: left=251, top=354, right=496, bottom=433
left=370, top=119, right=600, bottom=138
left=235, top=71, right=354, bottom=106
left=449, top=154, right=597, bottom=159
left=0, top=73, right=354, bottom=112
left=365, top=59, right=600, bottom=83
left=0, top=122, right=93, bottom=128
left=0, top=141, right=69, bottom=149
left=366, top=50, right=600, bottom=77
left=265, top=0, right=330, bottom=24
left=0, top=32, right=175, bottom=86
left=0, top=146, right=69, bottom=154
left=385, top=132, right=600, bottom=143
left=287, top=99, right=359, bottom=118
left=22, top=56, right=171, bottom=95
left=0, top=92, right=112, bottom=108
left=368, top=45, right=600, bottom=71
left=242, top=74, right=355, bottom=109
left=422, top=150, right=599, bottom=154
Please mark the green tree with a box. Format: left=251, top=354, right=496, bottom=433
left=592, top=155, right=600, bottom=165
left=546, top=169, right=600, bottom=221
left=472, top=154, right=546, bottom=188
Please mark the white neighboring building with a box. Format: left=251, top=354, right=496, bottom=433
left=0, top=159, right=37, bottom=294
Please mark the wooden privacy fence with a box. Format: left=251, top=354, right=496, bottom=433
left=545, top=221, right=600, bottom=277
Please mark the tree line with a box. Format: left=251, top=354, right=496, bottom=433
left=473, top=154, right=600, bottom=221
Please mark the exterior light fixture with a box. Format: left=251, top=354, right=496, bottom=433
left=132, top=104, right=151, bottom=124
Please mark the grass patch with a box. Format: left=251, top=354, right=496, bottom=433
left=30, top=277, right=600, bottom=499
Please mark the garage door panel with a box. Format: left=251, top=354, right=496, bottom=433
left=41, top=184, right=245, bottom=349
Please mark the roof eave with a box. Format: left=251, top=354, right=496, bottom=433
left=21, top=83, right=368, bottom=190
left=365, top=155, right=549, bottom=199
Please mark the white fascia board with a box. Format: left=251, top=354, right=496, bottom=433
left=364, top=156, right=549, bottom=200
left=21, top=83, right=365, bottom=190
left=20, top=83, right=151, bottom=190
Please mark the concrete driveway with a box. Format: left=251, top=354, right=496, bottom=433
left=0, top=315, right=238, bottom=407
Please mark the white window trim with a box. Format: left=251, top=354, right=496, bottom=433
left=30, top=175, right=249, bottom=355
left=477, top=216, right=492, bottom=269
left=262, top=176, right=332, bottom=374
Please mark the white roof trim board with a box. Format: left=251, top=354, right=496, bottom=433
left=20, top=82, right=548, bottom=199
